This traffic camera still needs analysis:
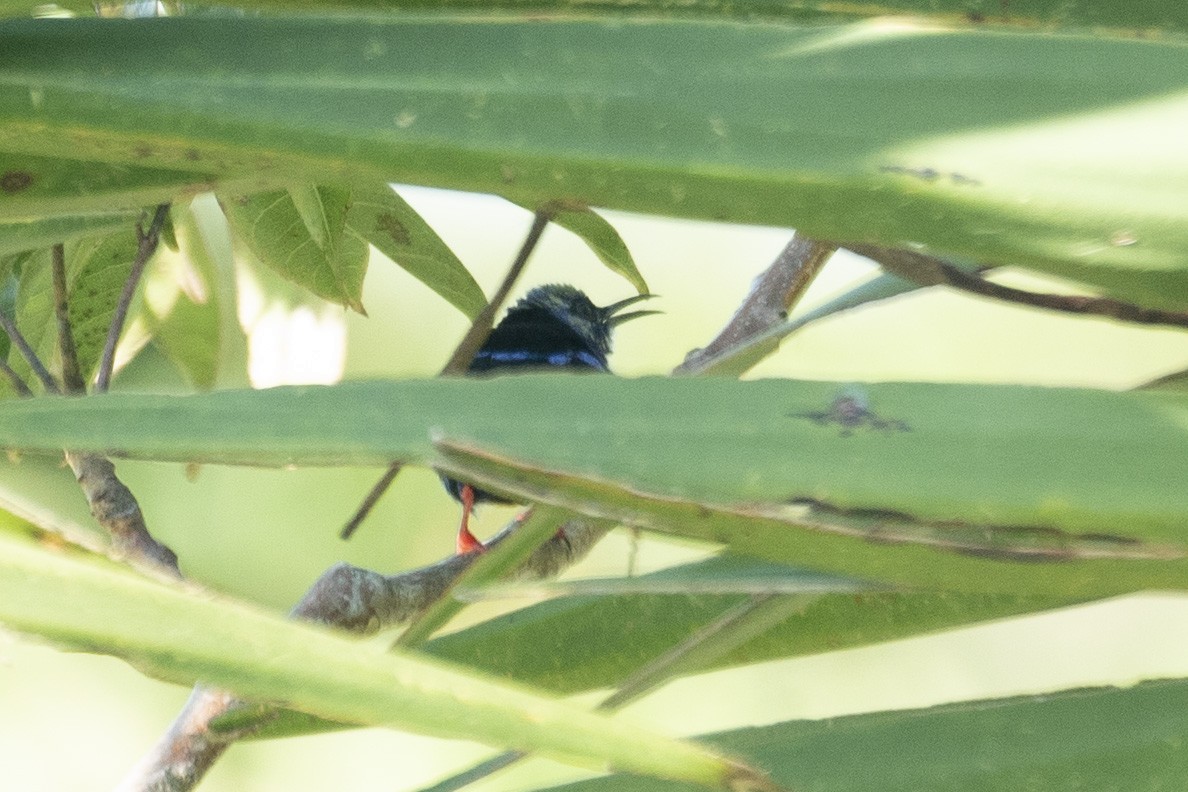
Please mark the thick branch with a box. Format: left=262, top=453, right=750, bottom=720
left=850, top=243, right=1188, bottom=330
left=675, top=233, right=836, bottom=375
left=118, top=516, right=608, bottom=792
left=65, top=451, right=180, bottom=578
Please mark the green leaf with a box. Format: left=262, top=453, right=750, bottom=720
left=346, top=182, right=486, bottom=319
left=3, top=17, right=1188, bottom=309
left=11, top=226, right=145, bottom=384
left=462, top=555, right=872, bottom=601
left=0, top=378, right=1185, bottom=596
left=424, top=557, right=1074, bottom=695
left=65, top=229, right=141, bottom=379
left=220, top=186, right=369, bottom=313
left=513, top=199, right=648, bottom=294
left=0, top=528, right=769, bottom=791
left=544, top=678, right=1188, bottom=792
left=143, top=213, right=222, bottom=389
left=0, top=211, right=137, bottom=257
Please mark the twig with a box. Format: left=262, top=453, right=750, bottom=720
left=849, top=243, right=1188, bottom=330
left=0, top=358, right=33, bottom=398
left=439, top=209, right=552, bottom=377
left=338, top=462, right=404, bottom=539
left=675, top=233, right=836, bottom=375
left=51, top=243, right=86, bottom=394
left=340, top=209, right=552, bottom=539
left=95, top=203, right=170, bottom=393
left=0, top=309, right=59, bottom=394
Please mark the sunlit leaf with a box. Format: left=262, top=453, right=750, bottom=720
left=347, top=182, right=486, bottom=319
left=220, top=186, right=368, bottom=313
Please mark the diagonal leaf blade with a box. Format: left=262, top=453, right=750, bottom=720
left=542, top=678, right=1188, bottom=792
left=0, top=528, right=770, bottom=791
left=346, top=182, right=486, bottom=319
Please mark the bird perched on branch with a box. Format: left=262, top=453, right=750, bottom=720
left=443, top=283, right=658, bottom=553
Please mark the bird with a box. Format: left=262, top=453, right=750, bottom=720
left=442, top=283, right=658, bottom=553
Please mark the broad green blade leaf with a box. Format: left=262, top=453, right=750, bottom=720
left=0, top=151, right=219, bottom=218
left=425, top=558, right=1074, bottom=695
left=0, top=528, right=769, bottom=791
left=4, top=17, right=1188, bottom=309
left=6, top=0, right=1188, bottom=35
left=247, top=558, right=1068, bottom=740
left=544, top=679, right=1188, bottom=792
left=460, top=556, right=872, bottom=601
left=347, top=182, right=486, bottom=319
left=0, top=378, right=1185, bottom=595
left=0, top=211, right=137, bottom=257
left=220, top=186, right=369, bottom=313
left=513, top=200, right=648, bottom=294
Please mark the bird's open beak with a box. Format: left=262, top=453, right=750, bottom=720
left=602, top=293, right=661, bottom=326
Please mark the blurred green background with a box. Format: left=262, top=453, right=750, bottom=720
left=2, top=187, right=1188, bottom=791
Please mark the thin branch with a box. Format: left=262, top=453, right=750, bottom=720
left=850, top=243, right=1188, bottom=330
left=95, top=203, right=170, bottom=393
left=675, top=233, right=836, bottom=375
left=419, top=594, right=803, bottom=792
left=439, top=209, right=551, bottom=376
left=0, top=309, right=59, bottom=394
left=0, top=358, right=33, bottom=398
left=340, top=209, right=552, bottom=539
left=51, top=243, right=86, bottom=394
left=338, top=462, right=404, bottom=539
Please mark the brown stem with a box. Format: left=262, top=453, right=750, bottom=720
left=0, top=358, right=33, bottom=398
left=438, top=209, right=551, bottom=377
left=96, top=204, right=170, bottom=393
left=52, top=243, right=87, bottom=394
left=675, top=233, right=836, bottom=375
left=0, top=309, right=59, bottom=394
left=850, top=243, right=1188, bottom=330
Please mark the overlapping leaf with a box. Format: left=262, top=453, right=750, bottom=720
left=0, top=378, right=1184, bottom=595
left=2, top=17, right=1188, bottom=310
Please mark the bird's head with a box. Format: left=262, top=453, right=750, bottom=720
left=513, top=284, right=659, bottom=355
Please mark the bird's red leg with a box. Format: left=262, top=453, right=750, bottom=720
left=456, top=484, right=486, bottom=554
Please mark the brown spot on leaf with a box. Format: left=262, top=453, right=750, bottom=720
left=185, top=148, right=201, bottom=162
left=374, top=213, right=411, bottom=246
left=0, top=170, right=34, bottom=193
left=133, top=144, right=154, bottom=159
